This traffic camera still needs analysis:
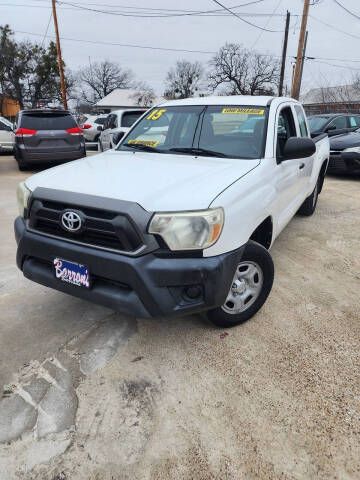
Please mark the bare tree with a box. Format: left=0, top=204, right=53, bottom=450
left=208, top=43, right=279, bottom=96
left=130, top=81, right=156, bottom=107
left=164, top=60, right=203, bottom=99
left=78, top=60, right=134, bottom=104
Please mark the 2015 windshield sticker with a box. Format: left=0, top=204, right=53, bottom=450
left=146, top=109, right=167, bottom=120
left=128, top=139, right=159, bottom=147
left=222, top=108, right=265, bottom=115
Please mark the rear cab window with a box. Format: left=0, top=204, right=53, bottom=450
left=294, top=105, right=309, bottom=137
left=20, top=112, right=77, bottom=130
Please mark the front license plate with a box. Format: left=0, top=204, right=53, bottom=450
left=53, top=258, right=90, bottom=288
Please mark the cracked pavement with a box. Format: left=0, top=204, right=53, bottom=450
left=0, top=155, right=359, bottom=479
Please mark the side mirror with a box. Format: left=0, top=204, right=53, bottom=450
left=97, top=125, right=103, bottom=131
left=325, top=125, right=336, bottom=132
left=282, top=137, right=316, bottom=160
left=112, top=131, right=125, bottom=145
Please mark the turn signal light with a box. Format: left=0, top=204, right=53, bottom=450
left=66, top=126, right=83, bottom=135
left=15, top=128, right=37, bottom=137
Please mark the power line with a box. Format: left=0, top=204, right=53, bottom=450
left=40, top=12, right=52, bottom=48
left=13, top=29, right=218, bottom=54
left=332, top=0, right=360, bottom=21
left=57, top=0, right=269, bottom=18
left=251, top=0, right=282, bottom=48
left=310, top=14, right=360, bottom=41
left=210, top=0, right=281, bottom=32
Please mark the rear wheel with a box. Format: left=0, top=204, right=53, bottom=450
left=15, top=151, right=28, bottom=171
left=297, top=176, right=319, bottom=216
left=206, top=241, right=274, bottom=328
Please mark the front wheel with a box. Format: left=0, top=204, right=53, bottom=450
left=206, top=241, right=274, bottom=328
left=297, top=177, right=319, bottom=216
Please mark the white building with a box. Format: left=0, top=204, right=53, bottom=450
left=94, top=89, right=165, bottom=112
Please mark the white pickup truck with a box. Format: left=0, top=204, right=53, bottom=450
left=15, top=96, right=329, bottom=328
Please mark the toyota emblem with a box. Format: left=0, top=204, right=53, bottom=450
left=61, top=211, right=82, bottom=232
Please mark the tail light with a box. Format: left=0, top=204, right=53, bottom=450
left=66, top=126, right=83, bottom=135
left=81, top=124, right=91, bottom=129
left=15, top=128, right=37, bottom=137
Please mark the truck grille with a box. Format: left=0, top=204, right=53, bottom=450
left=28, top=199, right=143, bottom=253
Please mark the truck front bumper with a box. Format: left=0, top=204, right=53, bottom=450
left=15, top=217, right=245, bottom=318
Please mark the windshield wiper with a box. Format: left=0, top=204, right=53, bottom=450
left=168, top=147, right=228, bottom=158
left=123, top=143, right=163, bottom=153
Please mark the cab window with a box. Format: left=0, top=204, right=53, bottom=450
left=329, top=116, right=348, bottom=129
left=294, top=105, right=308, bottom=137
left=277, top=107, right=296, bottom=158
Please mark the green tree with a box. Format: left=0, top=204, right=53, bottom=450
left=0, top=25, right=73, bottom=109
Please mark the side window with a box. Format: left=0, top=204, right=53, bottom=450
left=349, top=116, right=360, bottom=127
left=329, top=116, right=348, bottom=129
left=104, top=115, right=111, bottom=130
left=277, top=107, right=296, bottom=158
left=294, top=105, right=308, bottom=137
left=0, top=121, right=6, bottom=131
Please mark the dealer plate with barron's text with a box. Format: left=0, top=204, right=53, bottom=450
left=53, top=258, right=90, bottom=288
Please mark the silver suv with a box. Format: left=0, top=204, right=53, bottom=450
left=99, top=109, right=146, bottom=151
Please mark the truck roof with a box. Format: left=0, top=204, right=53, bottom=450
left=159, top=95, right=296, bottom=108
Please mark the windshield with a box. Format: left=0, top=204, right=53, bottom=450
left=118, top=105, right=268, bottom=159
left=307, top=116, right=330, bottom=132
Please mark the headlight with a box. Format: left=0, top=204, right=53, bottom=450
left=16, top=181, right=31, bottom=217
left=149, top=207, right=224, bottom=250
left=343, top=146, right=360, bottom=153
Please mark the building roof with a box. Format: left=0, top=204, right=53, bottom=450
left=301, top=85, right=360, bottom=105
left=95, top=88, right=164, bottom=108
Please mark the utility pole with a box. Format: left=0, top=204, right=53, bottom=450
left=52, top=0, right=68, bottom=110
left=279, top=10, right=290, bottom=97
left=298, top=30, right=308, bottom=97
left=291, top=0, right=310, bottom=99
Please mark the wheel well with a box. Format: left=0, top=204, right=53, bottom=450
left=249, top=216, right=273, bottom=250
left=318, top=160, right=328, bottom=194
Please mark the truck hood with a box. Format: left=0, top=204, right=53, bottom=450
left=25, top=150, right=260, bottom=211
left=330, top=131, right=360, bottom=150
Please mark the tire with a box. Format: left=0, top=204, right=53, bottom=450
left=206, top=241, right=274, bottom=328
left=15, top=151, right=28, bottom=171
left=98, top=140, right=103, bottom=152
left=297, top=176, right=319, bottom=216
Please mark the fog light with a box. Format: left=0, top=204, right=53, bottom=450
left=184, top=285, right=202, bottom=300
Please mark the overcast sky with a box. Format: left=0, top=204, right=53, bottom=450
left=3, top=0, right=360, bottom=96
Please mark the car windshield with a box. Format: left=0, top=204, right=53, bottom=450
left=307, top=116, right=330, bottom=132
left=118, top=105, right=268, bottom=159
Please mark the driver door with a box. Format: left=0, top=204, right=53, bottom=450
left=274, top=105, right=304, bottom=233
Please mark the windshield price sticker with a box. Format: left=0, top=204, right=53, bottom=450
left=128, top=139, right=159, bottom=147
left=146, top=109, right=167, bottom=120
left=222, top=108, right=265, bottom=115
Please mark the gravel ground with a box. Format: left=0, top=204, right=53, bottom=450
left=0, top=154, right=359, bottom=479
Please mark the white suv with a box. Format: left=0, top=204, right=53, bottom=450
left=99, top=109, right=146, bottom=151
left=0, top=117, right=14, bottom=152
left=80, top=115, right=107, bottom=143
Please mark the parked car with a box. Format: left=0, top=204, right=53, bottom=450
left=80, top=115, right=107, bottom=143
left=0, top=117, right=14, bottom=152
left=14, top=109, right=86, bottom=171
left=98, top=109, right=146, bottom=151
left=15, top=96, right=329, bottom=328
left=328, top=129, right=360, bottom=174
left=307, top=113, right=360, bottom=138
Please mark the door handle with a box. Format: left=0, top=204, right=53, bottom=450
left=299, top=163, right=305, bottom=169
